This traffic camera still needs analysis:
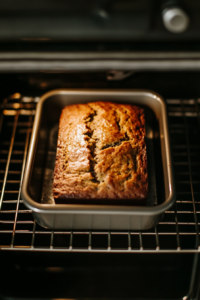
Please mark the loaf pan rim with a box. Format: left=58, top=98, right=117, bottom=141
left=21, top=89, right=175, bottom=217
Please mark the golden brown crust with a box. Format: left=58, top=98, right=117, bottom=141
left=53, top=102, right=148, bottom=201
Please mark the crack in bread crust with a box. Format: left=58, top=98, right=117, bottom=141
left=101, top=139, right=129, bottom=150
left=83, top=111, right=99, bottom=184
left=114, top=109, right=121, bottom=132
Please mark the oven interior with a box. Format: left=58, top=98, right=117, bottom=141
left=0, top=69, right=200, bottom=299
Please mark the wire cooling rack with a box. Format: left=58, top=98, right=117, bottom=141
left=0, top=94, right=200, bottom=252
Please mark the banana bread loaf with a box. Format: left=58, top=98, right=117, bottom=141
left=53, top=102, right=148, bottom=202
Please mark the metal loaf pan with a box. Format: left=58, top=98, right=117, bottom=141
left=22, top=89, right=175, bottom=230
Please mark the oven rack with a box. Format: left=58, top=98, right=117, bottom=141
left=0, top=94, right=200, bottom=253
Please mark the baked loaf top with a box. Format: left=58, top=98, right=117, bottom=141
left=53, top=102, right=148, bottom=200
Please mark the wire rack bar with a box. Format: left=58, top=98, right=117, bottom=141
left=11, top=115, right=32, bottom=247
left=155, top=226, right=160, bottom=250
left=0, top=112, right=20, bottom=210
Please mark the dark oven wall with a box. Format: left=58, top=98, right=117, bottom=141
left=1, top=71, right=200, bottom=98
left=0, top=0, right=200, bottom=42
